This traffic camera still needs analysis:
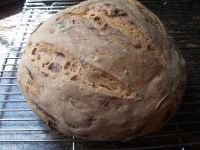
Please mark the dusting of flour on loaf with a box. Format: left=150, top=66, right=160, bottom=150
left=17, top=0, right=187, bottom=141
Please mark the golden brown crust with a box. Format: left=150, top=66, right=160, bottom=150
left=17, top=0, right=187, bottom=141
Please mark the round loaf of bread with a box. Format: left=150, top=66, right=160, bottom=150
left=17, top=0, right=187, bottom=141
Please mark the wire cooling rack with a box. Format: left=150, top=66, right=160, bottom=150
left=0, top=0, right=200, bottom=150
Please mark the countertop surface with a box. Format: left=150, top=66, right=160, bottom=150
left=0, top=1, right=24, bottom=68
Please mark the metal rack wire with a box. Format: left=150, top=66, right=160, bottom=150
left=0, top=0, right=200, bottom=149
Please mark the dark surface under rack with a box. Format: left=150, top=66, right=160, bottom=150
left=0, top=0, right=200, bottom=150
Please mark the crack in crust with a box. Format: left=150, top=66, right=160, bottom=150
left=27, top=42, right=134, bottom=99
